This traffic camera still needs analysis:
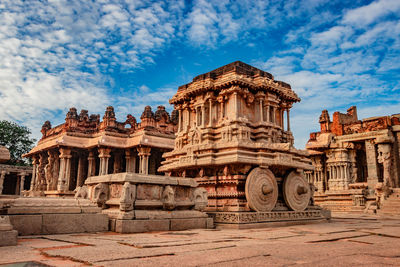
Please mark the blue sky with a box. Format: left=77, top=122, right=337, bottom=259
left=0, top=0, right=399, bottom=148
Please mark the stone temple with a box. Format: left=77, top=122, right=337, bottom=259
left=306, top=106, right=400, bottom=214
left=1, top=61, right=329, bottom=243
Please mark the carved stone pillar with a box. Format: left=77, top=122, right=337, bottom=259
left=0, top=170, right=8, bottom=194
left=19, top=172, right=26, bottom=195
left=76, top=154, right=86, bottom=188
left=183, top=104, right=189, bottom=132
left=233, top=92, right=239, bottom=120
left=87, top=151, right=96, bottom=177
left=38, top=153, right=48, bottom=191
left=365, top=140, right=379, bottom=189
left=57, top=148, right=72, bottom=191
left=98, top=148, right=111, bottom=176
left=201, top=105, right=206, bottom=127
left=30, top=156, right=39, bottom=190
left=113, top=151, right=123, bottom=174
left=217, top=96, right=224, bottom=121
left=271, top=106, right=276, bottom=124
left=259, top=99, right=264, bottom=122
left=137, top=146, right=151, bottom=174
left=45, top=150, right=58, bottom=191
left=348, top=149, right=357, bottom=183
left=266, top=105, right=270, bottom=123
left=178, top=108, right=182, bottom=132
left=208, top=99, right=213, bottom=127
left=125, top=149, right=136, bottom=173
left=286, top=108, right=290, bottom=131
left=377, top=143, right=393, bottom=188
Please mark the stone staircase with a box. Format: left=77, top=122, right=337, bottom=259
left=379, top=188, right=400, bottom=215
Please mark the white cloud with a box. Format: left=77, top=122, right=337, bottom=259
left=342, top=0, right=400, bottom=28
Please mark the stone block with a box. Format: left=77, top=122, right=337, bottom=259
left=9, top=215, right=42, bottom=236
left=109, top=219, right=116, bottom=232
left=42, top=213, right=108, bottom=234
left=206, top=217, right=214, bottom=229
left=0, top=230, right=18, bottom=246
left=170, top=210, right=208, bottom=219
left=115, top=219, right=170, bottom=233
left=135, top=210, right=172, bottom=220
left=170, top=218, right=207, bottom=231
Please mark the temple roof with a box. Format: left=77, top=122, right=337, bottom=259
left=171, top=61, right=300, bottom=104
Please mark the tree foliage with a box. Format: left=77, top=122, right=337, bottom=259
left=0, top=120, right=36, bottom=166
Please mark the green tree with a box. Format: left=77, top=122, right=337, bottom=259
left=0, top=120, right=36, bottom=166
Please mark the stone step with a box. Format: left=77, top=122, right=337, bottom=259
left=381, top=202, right=400, bottom=208
left=379, top=211, right=400, bottom=215
left=379, top=209, right=400, bottom=212
left=384, top=199, right=400, bottom=203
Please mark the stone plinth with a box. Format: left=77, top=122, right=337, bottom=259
left=84, top=172, right=211, bottom=233
left=209, top=209, right=329, bottom=229
left=0, top=215, right=17, bottom=246
left=1, top=197, right=108, bottom=235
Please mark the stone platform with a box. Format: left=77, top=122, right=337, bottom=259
left=1, top=214, right=400, bottom=266
left=84, top=172, right=212, bottom=233
left=209, top=209, right=330, bottom=229
left=0, top=197, right=108, bottom=235
left=109, top=210, right=213, bottom=233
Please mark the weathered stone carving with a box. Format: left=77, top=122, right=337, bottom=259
left=193, top=187, right=208, bottom=211
left=74, top=185, right=89, bottom=199
left=93, top=183, right=109, bottom=208
left=162, top=185, right=175, bottom=210
left=377, top=143, right=394, bottom=188
left=45, top=151, right=56, bottom=191
left=119, top=182, right=136, bottom=211
left=283, top=171, right=311, bottom=211
left=245, top=168, right=278, bottom=212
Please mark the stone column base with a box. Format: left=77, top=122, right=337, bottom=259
left=0, top=216, right=17, bottom=246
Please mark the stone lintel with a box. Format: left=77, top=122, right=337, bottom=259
left=85, top=173, right=198, bottom=187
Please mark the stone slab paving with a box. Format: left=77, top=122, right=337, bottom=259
left=1, top=215, right=400, bottom=266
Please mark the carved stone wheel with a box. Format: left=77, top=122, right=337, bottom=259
left=283, top=171, right=311, bottom=211
left=245, top=167, right=278, bottom=212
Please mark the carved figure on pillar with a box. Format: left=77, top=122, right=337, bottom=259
left=37, top=153, right=48, bottom=191
left=378, top=143, right=394, bottom=189
left=57, top=148, right=72, bottom=191
left=45, top=151, right=57, bottom=191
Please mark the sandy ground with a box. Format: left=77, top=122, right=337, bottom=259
left=1, top=214, right=400, bottom=266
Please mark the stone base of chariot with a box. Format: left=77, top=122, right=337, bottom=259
left=84, top=172, right=213, bottom=233
left=0, top=197, right=108, bottom=235
left=209, top=208, right=331, bottom=229
left=0, top=215, right=18, bottom=246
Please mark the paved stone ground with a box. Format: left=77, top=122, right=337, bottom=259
left=1, top=214, right=400, bottom=266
